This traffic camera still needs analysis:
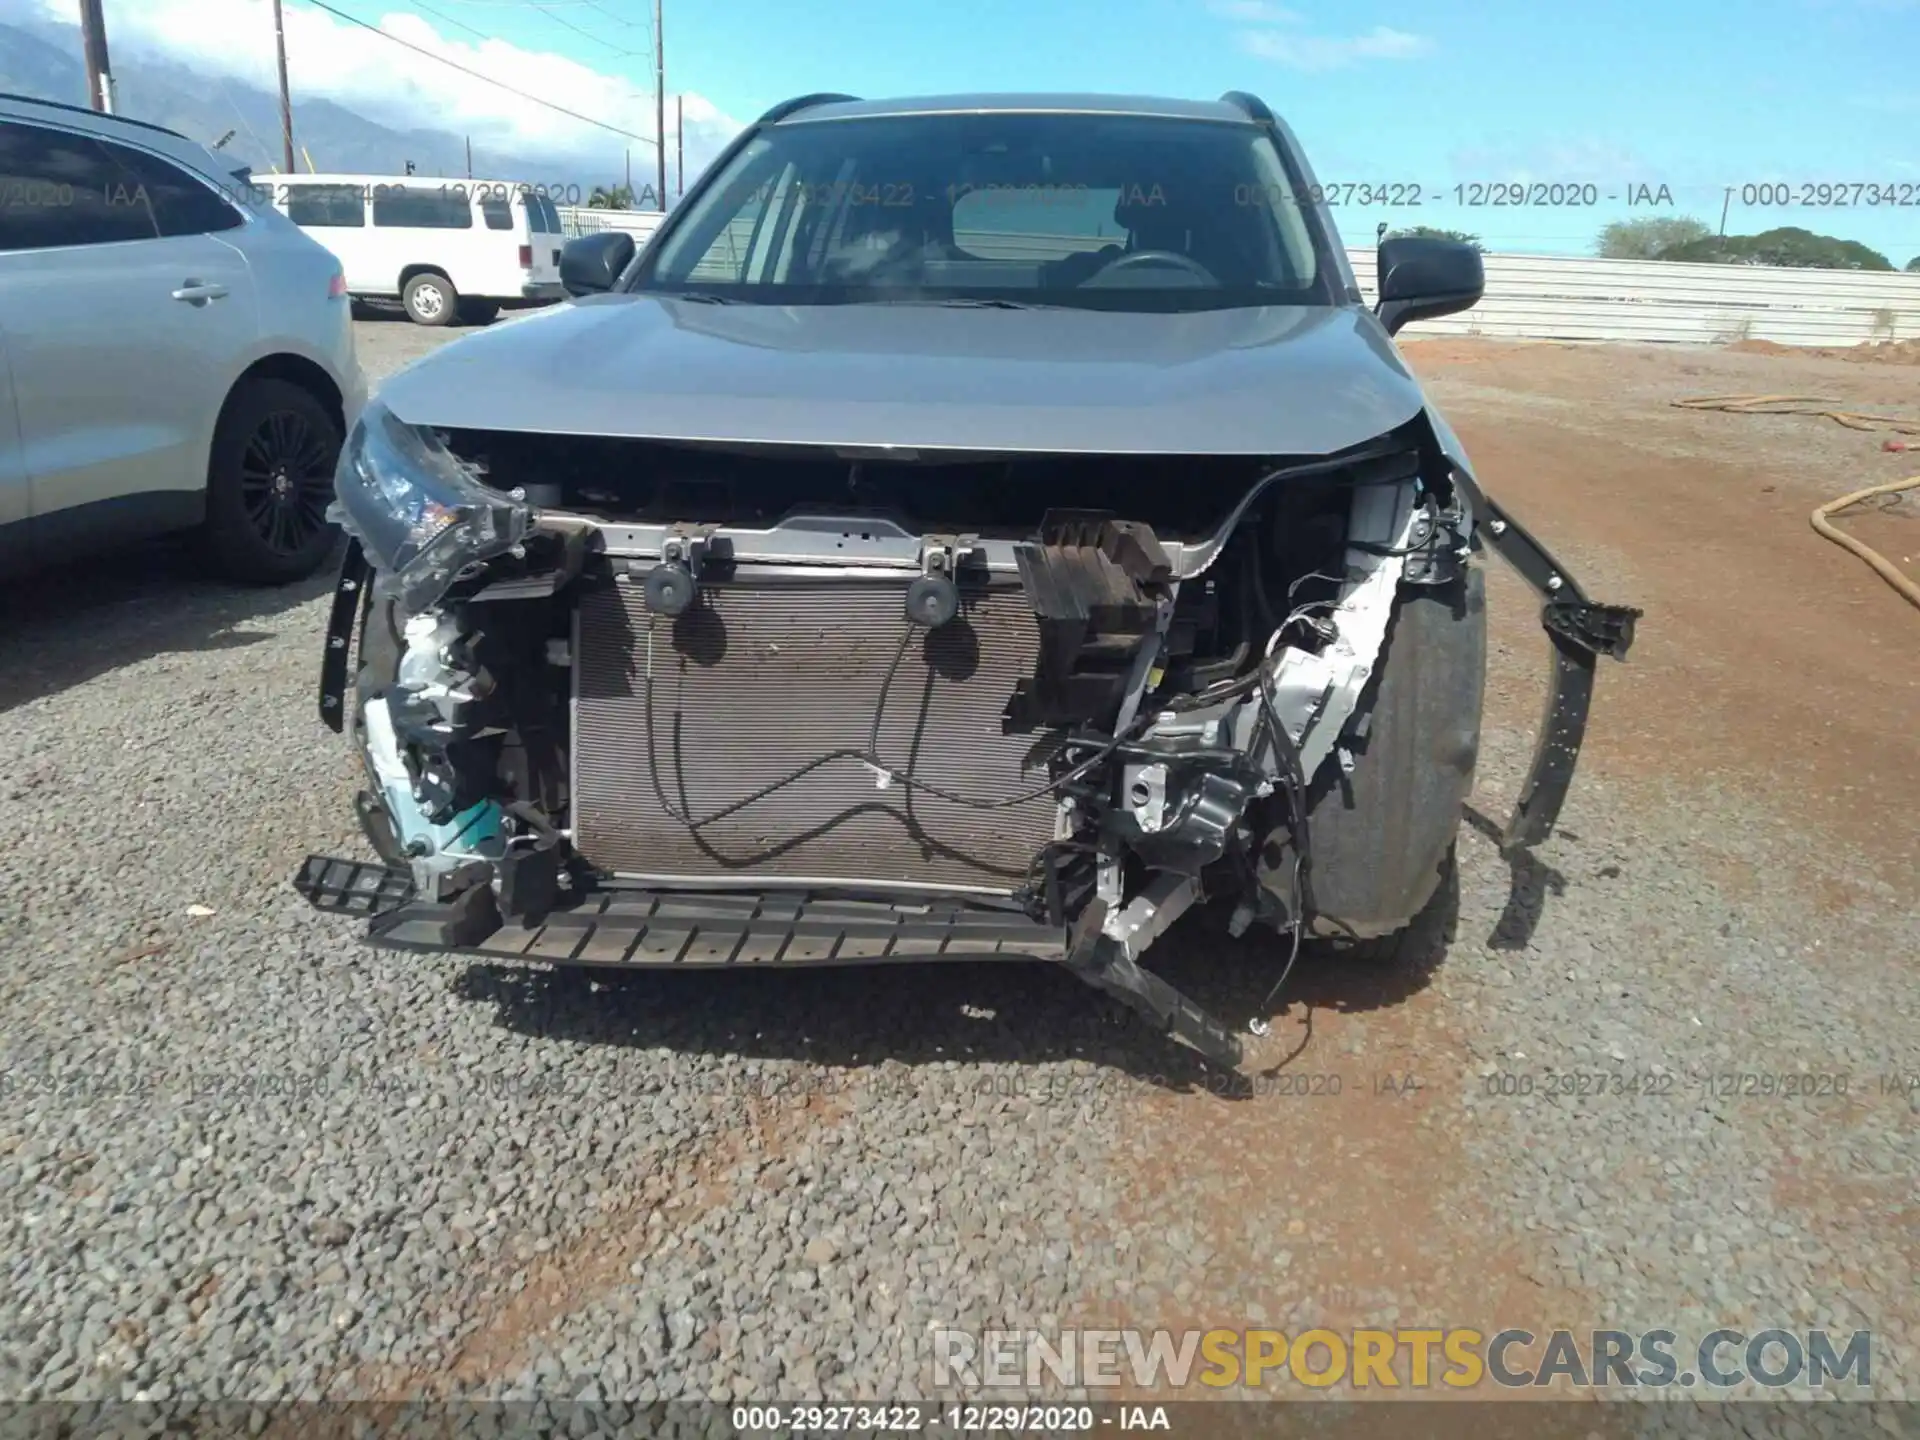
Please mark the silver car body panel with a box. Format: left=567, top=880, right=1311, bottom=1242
left=0, top=94, right=364, bottom=544
left=375, top=294, right=1427, bottom=457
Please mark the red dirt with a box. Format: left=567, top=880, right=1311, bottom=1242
left=1067, top=335, right=1920, bottom=1400
left=1730, top=337, right=1920, bottom=365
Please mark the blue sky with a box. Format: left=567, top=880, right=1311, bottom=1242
left=93, top=0, right=1920, bottom=262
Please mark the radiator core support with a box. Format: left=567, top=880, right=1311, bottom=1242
left=570, top=574, right=1060, bottom=894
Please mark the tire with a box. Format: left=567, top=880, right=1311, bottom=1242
left=1289, top=568, right=1487, bottom=941
left=1332, top=842, right=1459, bottom=965
left=200, top=377, right=343, bottom=584
left=403, top=271, right=458, bottom=326
left=458, top=298, right=501, bottom=326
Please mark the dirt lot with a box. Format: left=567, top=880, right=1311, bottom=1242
left=1073, top=335, right=1920, bottom=1401
left=1, top=323, right=1914, bottom=1416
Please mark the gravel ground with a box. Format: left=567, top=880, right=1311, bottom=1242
left=1, top=323, right=1914, bottom=1422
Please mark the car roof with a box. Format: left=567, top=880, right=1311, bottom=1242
left=0, top=89, right=190, bottom=144
left=772, top=93, right=1263, bottom=126
left=0, top=90, right=259, bottom=193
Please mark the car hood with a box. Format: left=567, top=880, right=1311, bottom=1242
left=376, top=294, right=1431, bottom=456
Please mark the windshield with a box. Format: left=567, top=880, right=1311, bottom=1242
left=635, top=111, right=1335, bottom=311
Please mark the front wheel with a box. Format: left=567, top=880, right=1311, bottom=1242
left=200, top=378, right=342, bottom=584
left=403, top=271, right=458, bottom=326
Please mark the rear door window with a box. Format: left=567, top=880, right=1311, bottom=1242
left=371, top=184, right=473, bottom=229
left=284, top=183, right=366, bottom=227
left=0, top=119, right=160, bottom=250
left=93, top=136, right=244, bottom=238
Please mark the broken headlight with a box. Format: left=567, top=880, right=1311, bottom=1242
left=330, top=400, right=530, bottom=614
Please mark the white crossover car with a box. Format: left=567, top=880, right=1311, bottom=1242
left=0, top=92, right=366, bottom=583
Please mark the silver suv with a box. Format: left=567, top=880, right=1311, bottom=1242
left=0, top=93, right=366, bottom=582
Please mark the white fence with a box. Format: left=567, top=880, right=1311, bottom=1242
left=550, top=208, right=1920, bottom=347
left=556, top=206, right=668, bottom=244
left=1347, top=249, right=1920, bottom=346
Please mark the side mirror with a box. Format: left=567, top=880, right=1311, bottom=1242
left=1374, top=237, right=1484, bottom=337
left=560, top=231, right=635, bottom=297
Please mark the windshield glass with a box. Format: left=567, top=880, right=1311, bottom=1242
left=636, top=111, right=1334, bottom=310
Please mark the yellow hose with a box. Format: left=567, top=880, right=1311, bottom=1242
left=1673, top=394, right=1920, bottom=612
left=1671, top=394, right=1920, bottom=435
left=1811, top=478, right=1920, bottom=609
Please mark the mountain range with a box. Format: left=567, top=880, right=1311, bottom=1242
left=0, top=3, right=660, bottom=200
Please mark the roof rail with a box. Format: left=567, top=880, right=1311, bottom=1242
left=755, top=92, right=861, bottom=125
left=0, top=90, right=191, bottom=142
left=1217, top=90, right=1274, bottom=124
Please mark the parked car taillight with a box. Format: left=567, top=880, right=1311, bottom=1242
left=518, top=244, right=533, bottom=269
left=328, top=271, right=348, bottom=299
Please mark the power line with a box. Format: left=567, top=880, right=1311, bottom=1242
left=410, top=0, right=496, bottom=42
left=531, top=4, right=640, bottom=55
left=300, top=0, right=658, bottom=145
left=578, top=0, right=642, bottom=26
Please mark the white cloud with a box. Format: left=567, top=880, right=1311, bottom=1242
left=34, top=0, right=741, bottom=171
left=1235, top=23, right=1432, bottom=69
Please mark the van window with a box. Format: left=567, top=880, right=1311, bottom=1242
left=479, top=195, right=514, bottom=230
left=528, top=193, right=562, bottom=232
left=284, top=183, right=366, bottom=227
left=371, top=185, right=472, bottom=229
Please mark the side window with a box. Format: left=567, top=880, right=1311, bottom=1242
left=371, top=185, right=473, bottom=229
left=678, top=161, right=802, bottom=284
left=480, top=195, right=514, bottom=230
left=0, top=119, right=158, bottom=251
left=285, top=183, right=366, bottom=227
left=91, top=134, right=244, bottom=238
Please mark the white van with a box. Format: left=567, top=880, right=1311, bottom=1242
left=271, top=174, right=568, bottom=325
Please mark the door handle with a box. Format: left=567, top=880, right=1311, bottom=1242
left=171, top=280, right=230, bottom=303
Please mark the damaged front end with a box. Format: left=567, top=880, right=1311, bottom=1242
left=300, top=401, right=1637, bottom=1067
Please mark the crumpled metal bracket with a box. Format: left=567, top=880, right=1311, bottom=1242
left=1453, top=472, right=1644, bottom=849
left=318, top=537, right=370, bottom=734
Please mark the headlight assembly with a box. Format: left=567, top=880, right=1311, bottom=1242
left=329, top=401, right=531, bottom=614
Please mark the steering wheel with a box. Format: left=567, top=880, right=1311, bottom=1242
left=1083, top=248, right=1219, bottom=287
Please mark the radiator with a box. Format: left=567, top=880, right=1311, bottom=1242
left=571, top=577, right=1059, bottom=894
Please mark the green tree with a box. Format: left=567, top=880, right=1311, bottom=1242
left=1386, top=225, right=1483, bottom=252
left=1594, top=216, right=1713, bottom=260
left=588, top=184, right=636, bottom=209
left=1658, top=226, right=1894, bottom=271
left=1906, top=255, right=1920, bottom=273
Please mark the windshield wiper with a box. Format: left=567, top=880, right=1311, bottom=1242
left=887, top=296, right=1065, bottom=310
left=665, top=291, right=740, bottom=305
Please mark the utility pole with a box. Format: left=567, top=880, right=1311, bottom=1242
left=465, top=135, right=472, bottom=179
left=653, top=0, right=666, bottom=211
left=77, top=0, right=115, bottom=112
left=270, top=0, right=296, bottom=174
left=1719, top=186, right=1733, bottom=237
left=676, top=93, right=683, bottom=199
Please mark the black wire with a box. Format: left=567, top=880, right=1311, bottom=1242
left=1255, top=851, right=1305, bottom=1016
left=640, top=617, right=1142, bottom=828
left=1251, top=661, right=1315, bottom=1020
